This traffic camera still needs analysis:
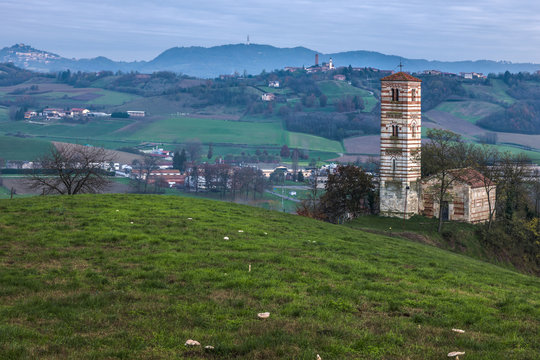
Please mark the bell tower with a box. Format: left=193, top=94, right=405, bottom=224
left=379, top=72, right=422, bottom=218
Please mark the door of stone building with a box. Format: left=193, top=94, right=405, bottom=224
left=441, top=201, right=449, bottom=221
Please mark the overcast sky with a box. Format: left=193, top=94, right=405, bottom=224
left=1, top=0, right=540, bottom=63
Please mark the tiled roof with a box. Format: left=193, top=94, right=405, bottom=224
left=449, top=168, right=494, bottom=188
left=380, top=72, right=422, bottom=82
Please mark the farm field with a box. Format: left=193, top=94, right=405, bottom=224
left=463, top=79, right=516, bottom=105
left=0, top=80, right=140, bottom=107
left=434, top=100, right=503, bottom=124
left=0, top=106, right=8, bottom=122
left=0, top=135, right=52, bottom=161
left=318, top=80, right=378, bottom=111
left=122, top=116, right=286, bottom=145
left=0, top=118, right=133, bottom=140
left=287, top=132, right=344, bottom=153
left=0, top=194, right=538, bottom=359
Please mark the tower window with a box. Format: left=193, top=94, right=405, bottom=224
left=392, top=88, right=399, bottom=101
left=411, top=122, right=416, bottom=137
left=412, top=89, right=416, bottom=102
left=392, top=125, right=399, bottom=137
left=392, top=159, right=396, bottom=174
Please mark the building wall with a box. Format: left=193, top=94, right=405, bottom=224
left=379, top=77, right=422, bottom=218
left=420, top=178, right=496, bottom=223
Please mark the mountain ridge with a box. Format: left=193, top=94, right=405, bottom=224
left=1, top=43, right=540, bottom=78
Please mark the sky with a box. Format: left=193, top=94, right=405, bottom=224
left=1, top=0, right=540, bottom=63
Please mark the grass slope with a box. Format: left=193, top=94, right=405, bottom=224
left=0, top=195, right=539, bottom=359
left=434, top=100, right=503, bottom=124
left=0, top=135, right=52, bottom=161
left=318, top=80, right=378, bottom=112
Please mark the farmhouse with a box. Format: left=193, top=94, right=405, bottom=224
left=127, top=110, right=145, bottom=117
left=378, top=72, right=494, bottom=224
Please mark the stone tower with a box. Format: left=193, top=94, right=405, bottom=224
left=379, top=72, right=422, bottom=218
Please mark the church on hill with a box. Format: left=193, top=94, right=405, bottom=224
left=378, top=72, right=495, bottom=223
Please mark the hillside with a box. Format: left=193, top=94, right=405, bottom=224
left=0, top=195, right=538, bottom=359
left=3, top=43, right=540, bottom=78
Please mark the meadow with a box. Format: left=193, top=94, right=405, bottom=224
left=0, top=135, right=52, bottom=161
left=318, top=80, right=378, bottom=112
left=0, top=194, right=538, bottom=359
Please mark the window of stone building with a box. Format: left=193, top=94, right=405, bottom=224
left=392, top=125, right=399, bottom=137
left=412, top=89, right=416, bottom=102
left=392, top=158, right=396, bottom=173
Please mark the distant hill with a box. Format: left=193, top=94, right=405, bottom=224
left=2, top=43, right=540, bottom=78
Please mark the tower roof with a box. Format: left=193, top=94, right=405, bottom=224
left=380, top=72, right=421, bottom=82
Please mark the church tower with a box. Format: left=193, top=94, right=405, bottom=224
left=379, top=72, right=422, bottom=218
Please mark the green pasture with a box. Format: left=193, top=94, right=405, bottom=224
left=0, top=106, right=8, bottom=122
left=0, top=135, right=51, bottom=161
left=123, top=116, right=287, bottom=145
left=318, top=80, right=378, bottom=111
left=463, top=79, right=516, bottom=105
left=287, top=131, right=344, bottom=153
left=434, top=100, right=503, bottom=123
left=0, top=118, right=132, bottom=140
left=0, top=194, right=538, bottom=359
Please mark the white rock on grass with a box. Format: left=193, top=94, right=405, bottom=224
left=257, top=312, right=270, bottom=319
left=130, top=221, right=134, bottom=224
left=452, top=328, right=465, bottom=333
left=204, top=345, right=214, bottom=350
left=187, top=218, right=193, bottom=220
left=238, top=230, right=244, bottom=233
left=185, top=339, right=200, bottom=346
left=223, top=236, right=229, bottom=240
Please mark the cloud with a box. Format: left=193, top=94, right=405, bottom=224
left=1, top=0, right=540, bottom=62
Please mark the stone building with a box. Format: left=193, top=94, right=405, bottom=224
left=420, top=169, right=496, bottom=223
left=378, top=72, right=495, bottom=223
left=379, top=72, right=422, bottom=218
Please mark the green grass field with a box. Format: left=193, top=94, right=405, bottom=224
left=463, top=79, right=516, bottom=105
left=434, top=100, right=503, bottom=124
left=0, top=118, right=133, bottom=140
left=0, top=195, right=538, bottom=359
left=123, top=117, right=287, bottom=145
left=318, top=80, right=378, bottom=112
left=287, top=132, right=344, bottom=153
left=0, top=106, right=9, bottom=122
left=0, top=135, right=52, bottom=161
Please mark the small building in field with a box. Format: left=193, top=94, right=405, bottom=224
left=333, top=74, right=346, bottom=81
left=261, top=93, right=275, bottom=101
left=127, top=110, right=145, bottom=117
left=268, top=81, right=280, bottom=88
left=420, top=168, right=496, bottom=224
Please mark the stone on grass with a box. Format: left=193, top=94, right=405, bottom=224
left=130, top=221, right=134, bottom=224
left=257, top=312, right=270, bottom=319
left=452, top=328, right=465, bottom=333
left=204, top=345, right=214, bottom=350
left=223, top=236, right=229, bottom=240
left=185, top=339, right=200, bottom=346
left=238, top=230, right=244, bottom=233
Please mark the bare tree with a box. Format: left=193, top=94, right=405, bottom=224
left=421, top=129, right=474, bottom=233
left=471, top=145, right=500, bottom=230
left=28, top=144, right=114, bottom=195
left=185, top=139, right=202, bottom=162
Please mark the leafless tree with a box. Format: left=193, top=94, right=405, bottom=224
left=421, top=129, right=474, bottom=233
left=28, top=144, right=114, bottom=195
left=185, top=139, right=202, bottom=162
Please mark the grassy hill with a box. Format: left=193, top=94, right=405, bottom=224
left=0, top=195, right=538, bottom=359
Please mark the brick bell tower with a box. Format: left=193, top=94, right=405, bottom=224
left=379, top=72, right=422, bottom=218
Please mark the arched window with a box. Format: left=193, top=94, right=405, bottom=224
left=392, top=88, right=399, bottom=101
left=411, top=122, right=416, bottom=137
left=392, top=158, right=396, bottom=173
left=411, top=89, right=416, bottom=102
left=392, top=125, right=399, bottom=137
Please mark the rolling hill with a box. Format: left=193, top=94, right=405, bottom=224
left=3, top=43, right=540, bottom=78
left=0, top=194, right=538, bottom=359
